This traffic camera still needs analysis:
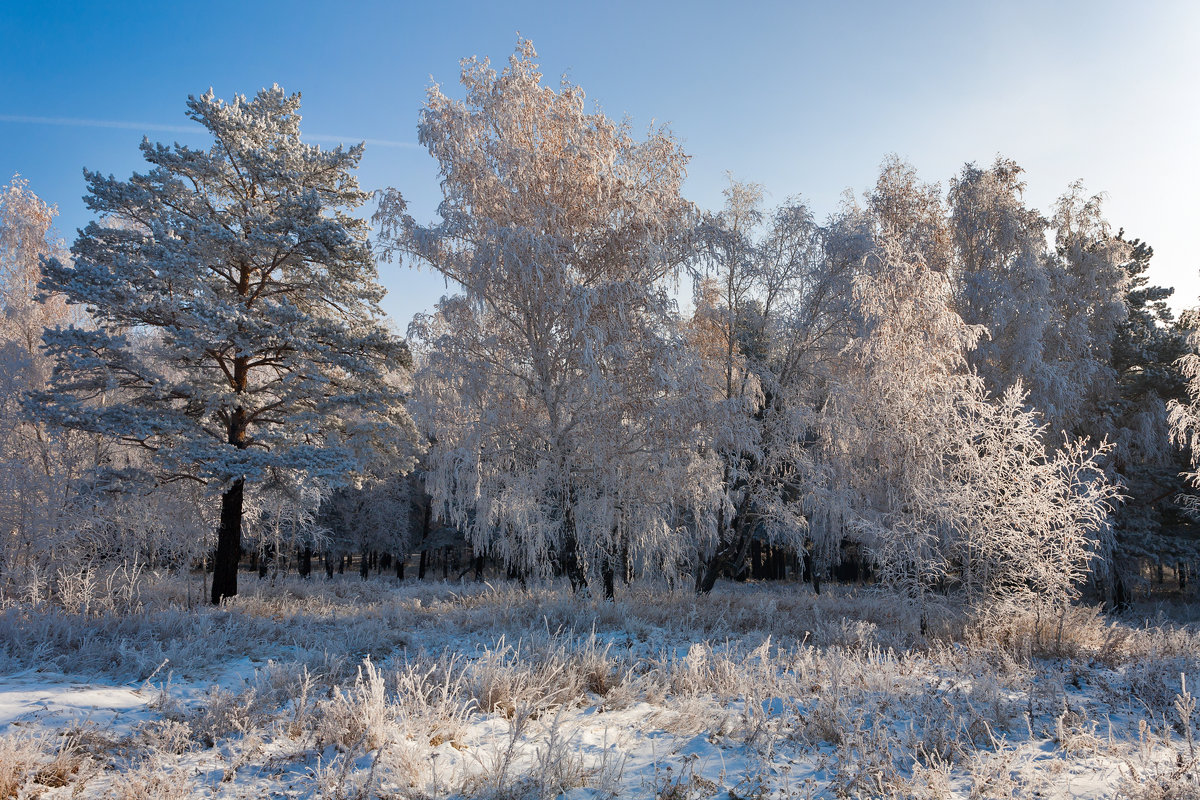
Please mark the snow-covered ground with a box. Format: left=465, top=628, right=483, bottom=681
left=0, top=575, right=1197, bottom=799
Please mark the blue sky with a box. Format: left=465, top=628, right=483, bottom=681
left=2, top=0, right=1198, bottom=326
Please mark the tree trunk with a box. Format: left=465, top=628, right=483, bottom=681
left=1112, top=567, right=1130, bottom=611
left=396, top=555, right=405, bottom=580
left=211, top=478, right=244, bottom=604
left=561, top=504, right=587, bottom=592
left=561, top=538, right=587, bottom=592
left=602, top=561, right=615, bottom=601
left=696, top=556, right=723, bottom=594
left=696, top=516, right=755, bottom=595
left=299, top=546, right=312, bottom=579
left=258, top=542, right=272, bottom=578
left=212, top=282, right=252, bottom=604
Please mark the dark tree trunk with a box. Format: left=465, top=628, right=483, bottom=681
left=324, top=551, right=334, bottom=579
left=417, top=492, right=433, bottom=580
left=474, top=553, right=484, bottom=582
left=258, top=542, right=273, bottom=578
left=696, top=556, right=722, bottom=594
left=696, top=526, right=754, bottom=594
left=561, top=539, right=587, bottom=592
left=1112, top=567, right=1130, bottom=611
left=211, top=478, right=244, bottom=604
left=396, top=555, right=405, bottom=580
left=360, top=551, right=369, bottom=580
left=299, top=547, right=312, bottom=579
left=695, top=497, right=754, bottom=594
left=560, top=505, right=587, bottom=592
left=602, top=561, right=615, bottom=601
left=212, top=286, right=251, bottom=605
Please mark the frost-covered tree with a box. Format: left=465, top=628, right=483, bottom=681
left=376, top=40, right=704, bottom=593
left=689, top=180, right=840, bottom=592
left=948, top=159, right=1053, bottom=397
left=36, top=88, right=418, bottom=603
left=1167, top=317, right=1200, bottom=526
left=0, top=176, right=103, bottom=583
left=812, top=231, right=982, bottom=618
left=0, top=177, right=74, bottom=357
left=868, top=156, right=952, bottom=274
left=941, top=382, right=1119, bottom=610
left=949, top=163, right=1175, bottom=599
left=317, top=415, right=421, bottom=577
left=318, top=473, right=418, bottom=575
left=1039, top=183, right=1130, bottom=438
left=1102, top=235, right=1191, bottom=594
left=811, top=210, right=1118, bottom=621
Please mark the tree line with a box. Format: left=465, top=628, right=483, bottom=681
left=2, top=40, right=1197, bottom=613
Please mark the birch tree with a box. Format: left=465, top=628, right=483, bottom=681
left=0, top=177, right=103, bottom=582
left=689, top=181, right=843, bottom=591
left=813, top=169, right=1119, bottom=620
left=1040, top=183, right=1130, bottom=438
left=36, top=88, right=418, bottom=603
left=948, top=159, right=1053, bottom=397
left=376, top=40, right=705, bottom=593
left=813, top=230, right=981, bottom=618
left=941, top=382, right=1119, bottom=610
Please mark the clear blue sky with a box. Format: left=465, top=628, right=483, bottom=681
left=3, top=0, right=1198, bottom=326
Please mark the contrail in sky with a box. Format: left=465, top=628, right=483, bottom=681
left=0, top=114, right=419, bottom=149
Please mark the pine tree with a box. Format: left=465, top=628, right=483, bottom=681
left=36, top=88, right=418, bottom=603
left=1107, top=235, right=1191, bottom=596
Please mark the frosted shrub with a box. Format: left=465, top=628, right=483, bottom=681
left=105, top=757, right=198, bottom=800
left=189, top=684, right=273, bottom=747
left=0, top=732, right=42, bottom=799
left=130, top=718, right=194, bottom=757
left=393, top=661, right=474, bottom=748
left=461, top=637, right=582, bottom=718
left=315, top=657, right=392, bottom=752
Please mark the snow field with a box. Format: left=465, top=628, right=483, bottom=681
left=0, top=574, right=1197, bottom=798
